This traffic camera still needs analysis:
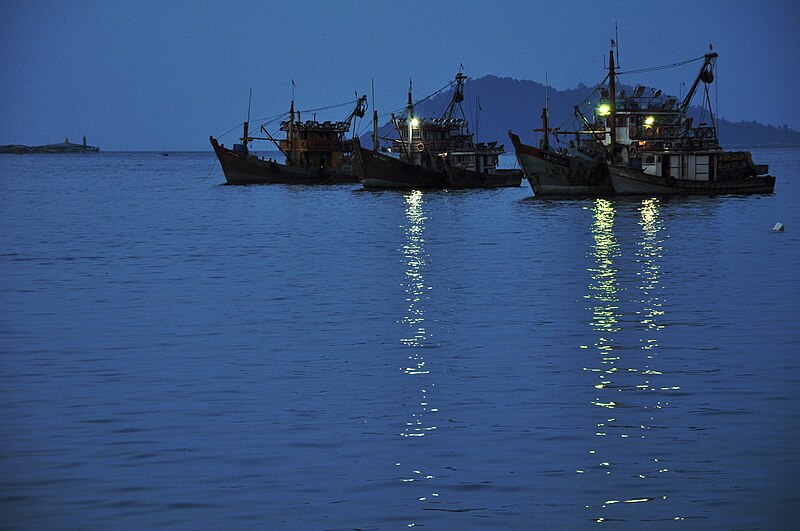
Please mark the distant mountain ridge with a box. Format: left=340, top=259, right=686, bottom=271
left=361, top=75, right=800, bottom=150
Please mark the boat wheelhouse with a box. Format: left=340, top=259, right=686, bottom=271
left=278, top=118, right=356, bottom=172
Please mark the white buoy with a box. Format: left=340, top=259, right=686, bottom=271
left=773, top=222, right=784, bottom=232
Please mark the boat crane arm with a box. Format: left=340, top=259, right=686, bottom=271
left=343, top=95, right=368, bottom=126
left=442, top=72, right=467, bottom=120
left=678, top=52, right=718, bottom=114
left=260, top=125, right=289, bottom=159
left=573, top=106, right=608, bottom=146
left=391, top=113, right=411, bottom=155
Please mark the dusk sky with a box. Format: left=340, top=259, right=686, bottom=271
left=2, top=0, right=798, bottom=151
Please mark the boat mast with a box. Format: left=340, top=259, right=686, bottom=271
left=372, top=79, right=379, bottom=152
left=608, top=44, right=617, bottom=159
left=288, top=82, right=295, bottom=163
left=476, top=96, right=480, bottom=143
left=241, top=88, right=252, bottom=151
left=542, top=72, right=550, bottom=150
left=406, top=79, right=414, bottom=158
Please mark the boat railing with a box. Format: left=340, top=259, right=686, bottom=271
left=390, top=138, right=475, bottom=153
left=629, top=124, right=716, bottom=141
left=279, top=120, right=350, bottom=132
left=278, top=139, right=353, bottom=152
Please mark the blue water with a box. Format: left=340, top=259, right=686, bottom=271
left=1, top=150, right=799, bottom=529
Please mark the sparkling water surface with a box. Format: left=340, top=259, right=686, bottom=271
left=1, top=150, right=799, bottom=529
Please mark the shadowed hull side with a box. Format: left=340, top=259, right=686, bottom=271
left=210, top=137, right=358, bottom=185
left=444, top=165, right=523, bottom=189
left=609, top=165, right=776, bottom=195
left=508, top=131, right=612, bottom=196
left=353, top=141, right=447, bottom=190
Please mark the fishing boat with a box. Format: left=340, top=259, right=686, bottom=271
left=601, top=48, right=775, bottom=195
left=509, top=82, right=612, bottom=196
left=510, top=44, right=774, bottom=197
left=353, top=72, right=521, bottom=190
left=443, top=142, right=523, bottom=189
left=210, top=94, right=367, bottom=185
left=508, top=130, right=611, bottom=196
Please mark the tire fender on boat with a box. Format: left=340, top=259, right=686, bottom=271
left=628, top=144, right=637, bottom=159
left=416, top=142, right=425, bottom=152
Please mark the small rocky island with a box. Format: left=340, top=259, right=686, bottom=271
left=1, top=136, right=99, bottom=154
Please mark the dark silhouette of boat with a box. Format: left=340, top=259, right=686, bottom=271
left=353, top=71, right=521, bottom=190
left=511, top=44, right=774, bottom=196
left=210, top=94, right=366, bottom=185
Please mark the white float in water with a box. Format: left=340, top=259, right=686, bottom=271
left=773, top=222, right=785, bottom=232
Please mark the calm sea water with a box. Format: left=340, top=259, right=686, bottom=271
left=1, top=149, right=799, bottom=529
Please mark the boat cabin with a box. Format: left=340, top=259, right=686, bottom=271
left=278, top=119, right=354, bottom=169
left=640, top=151, right=717, bottom=181
left=448, top=142, right=503, bottom=174
left=392, top=117, right=470, bottom=162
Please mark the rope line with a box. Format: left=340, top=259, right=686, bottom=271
left=199, top=155, right=217, bottom=181
left=618, top=55, right=705, bottom=76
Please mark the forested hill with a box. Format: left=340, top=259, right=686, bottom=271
left=361, top=75, right=800, bottom=150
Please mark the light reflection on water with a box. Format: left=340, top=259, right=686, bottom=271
left=397, top=191, right=439, bottom=515
left=583, top=198, right=676, bottom=522
left=399, top=190, right=436, bottom=436
left=400, top=190, right=429, bottom=351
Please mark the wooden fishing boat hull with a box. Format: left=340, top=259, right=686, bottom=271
left=508, top=131, right=612, bottom=196
left=210, top=136, right=358, bottom=185
left=444, top=165, right=523, bottom=189
left=608, top=164, right=776, bottom=195
left=353, top=140, right=447, bottom=190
